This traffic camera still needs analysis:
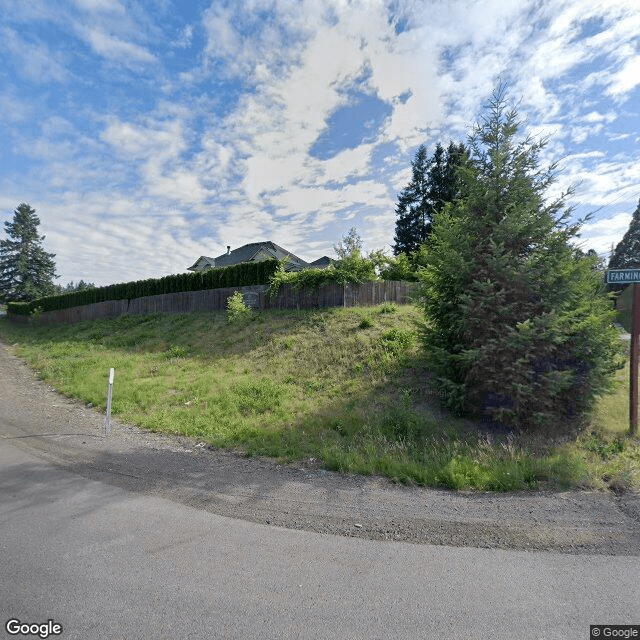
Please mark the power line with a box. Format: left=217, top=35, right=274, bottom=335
left=583, top=185, right=640, bottom=221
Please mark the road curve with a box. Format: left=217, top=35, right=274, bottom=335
left=1, top=339, right=639, bottom=556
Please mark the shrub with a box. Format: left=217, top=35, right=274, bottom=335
left=267, top=256, right=377, bottom=297
left=6, top=301, right=31, bottom=316
left=379, top=302, right=398, bottom=314
left=227, top=291, right=252, bottom=324
left=379, top=328, right=416, bottom=354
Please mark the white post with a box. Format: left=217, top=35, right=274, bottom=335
left=103, top=368, right=114, bottom=438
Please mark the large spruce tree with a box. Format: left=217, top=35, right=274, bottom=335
left=0, top=203, right=58, bottom=302
left=609, top=199, right=640, bottom=270
left=419, top=88, right=623, bottom=430
left=393, top=142, right=466, bottom=256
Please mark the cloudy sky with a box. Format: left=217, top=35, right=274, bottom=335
left=1, top=0, right=639, bottom=286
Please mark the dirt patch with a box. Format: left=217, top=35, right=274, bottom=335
left=1, top=339, right=638, bottom=555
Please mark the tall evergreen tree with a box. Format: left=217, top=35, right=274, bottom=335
left=393, top=145, right=431, bottom=255
left=419, top=88, right=623, bottom=430
left=428, top=141, right=468, bottom=217
left=608, top=198, right=640, bottom=270
left=393, top=142, right=466, bottom=256
left=0, top=203, right=58, bottom=302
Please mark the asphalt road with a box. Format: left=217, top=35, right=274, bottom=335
left=1, top=442, right=639, bottom=640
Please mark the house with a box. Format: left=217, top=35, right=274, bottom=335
left=187, top=241, right=332, bottom=272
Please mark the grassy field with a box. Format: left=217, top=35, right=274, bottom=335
left=1, top=304, right=638, bottom=492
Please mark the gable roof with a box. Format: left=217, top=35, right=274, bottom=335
left=187, top=241, right=310, bottom=272
left=219, top=241, right=308, bottom=267
left=187, top=256, right=217, bottom=271
left=308, top=256, right=333, bottom=268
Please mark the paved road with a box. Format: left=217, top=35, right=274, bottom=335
left=1, top=442, right=639, bottom=640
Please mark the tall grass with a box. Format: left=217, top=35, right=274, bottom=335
left=0, top=307, right=637, bottom=492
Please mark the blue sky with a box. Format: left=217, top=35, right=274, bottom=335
left=1, top=0, right=639, bottom=286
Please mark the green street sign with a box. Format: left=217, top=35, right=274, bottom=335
left=607, top=269, right=640, bottom=284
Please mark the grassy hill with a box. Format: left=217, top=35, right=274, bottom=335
left=0, top=304, right=637, bottom=492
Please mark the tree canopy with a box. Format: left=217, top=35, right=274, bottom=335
left=608, top=198, right=640, bottom=271
left=0, top=203, right=58, bottom=303
left=393, top=141, right=467, bottom=256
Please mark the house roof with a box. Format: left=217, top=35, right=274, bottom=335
left=215, top=241, right=309, bottom=268
left=187, top=241, right=312, bottom=272
left=308, top=256, right=333, bottom=268
left=186, top=256, right=217, bottom=271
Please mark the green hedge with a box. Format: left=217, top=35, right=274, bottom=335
left=7, top=260, right=280, bottom=316
left=6, top=301, right=31, bottom=316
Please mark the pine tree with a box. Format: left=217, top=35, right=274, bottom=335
left=393, top=142, right=466, bottom=256
left=0, top=203, right=58, bottom=302
left=419, top=88, right=623, bottom=430
left=609, top=199, right=640, bottom=270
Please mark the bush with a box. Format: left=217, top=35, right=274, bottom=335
left=227, top=291, right=252, bottom=324
left=379, top=302, right=398, bottom=314
left=373, top=252, right=419, bottom=281
left=267, top=256, right=377, bottom=297
left=379, top=327, right=416, bottom=355
left=6, top=301, right=31, bottom=316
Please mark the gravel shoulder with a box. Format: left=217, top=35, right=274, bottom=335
left=1, top=339, right=639, bottom=556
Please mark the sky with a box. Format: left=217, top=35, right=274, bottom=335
left=1, top=0, right=639, bottom=287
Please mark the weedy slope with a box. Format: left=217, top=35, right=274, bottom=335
left=1, top=306, right=637, bottom=492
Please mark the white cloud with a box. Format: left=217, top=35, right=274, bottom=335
left=73, top=0, right=125, bottom=13
left=84, top=28, right=157, bottom=64
left=100, top=116, right=214, bottom=206
left=202, top=5, right=242, bottom=61
left=2, top=27, right=69, bottom=83
left=607, top=55, right=640, bottom=98
left=579, top=211, right=634, bottom=256
left=2, top=0, right=639, bottom=286
left=173, top=24, right=194, bottom=49
left=101, top=118, right=186, bottom=160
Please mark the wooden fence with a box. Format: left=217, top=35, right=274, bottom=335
left=13, top=281, right=417, bottom=325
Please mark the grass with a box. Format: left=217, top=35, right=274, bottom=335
left=0, top=306, right=638, bottom=493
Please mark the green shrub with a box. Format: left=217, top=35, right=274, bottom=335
left=164, top=345, right=188, bottom=359
left=374, top=252, right=419, bottom=281
left=227, top=291, right=252, bottom=324
left=267, top=256, right=377, bottom=297
left=7, top=301, right=31, bottom=316
left=379, top=302, right=398, bottom=314
left=378, top=328, right=416, bottom=354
